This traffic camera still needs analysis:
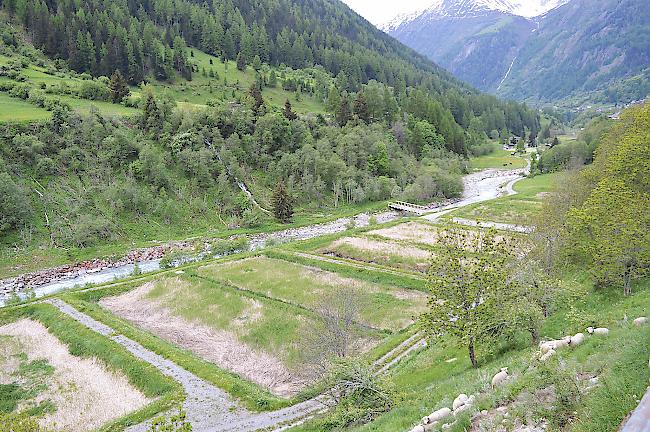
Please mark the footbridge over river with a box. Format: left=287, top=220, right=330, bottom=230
left=388, top=201, right=430, bottom=215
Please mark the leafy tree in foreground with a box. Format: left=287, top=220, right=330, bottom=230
left=567, top=179, right=649, bottom=296
left=108, top=70, right=130, bottom=103
left=271, top=181, right=293, bottom=223
left=421, top=228, right=511, bottom=368
left=566, top=103, right=650, bottom=296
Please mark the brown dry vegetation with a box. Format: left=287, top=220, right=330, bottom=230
left=319, top=237, right=432, bottom=273
left=327, top=237, right=432, bottom=260
left=99, top=280, right=306, bottom=397
left=0, top=319, right=149, bottom=432
left=368, top=222, right=442, bottom=246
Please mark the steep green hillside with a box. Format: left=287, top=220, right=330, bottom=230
left=388, top=10, right=534, bottom=92
left=498, top=0, right=650, bottom=104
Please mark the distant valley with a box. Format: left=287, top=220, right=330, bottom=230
left=384, top=0, right=650, bottom=107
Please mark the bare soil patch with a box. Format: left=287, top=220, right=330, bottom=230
left=100, top=280, right=304, bottom=397
left=0, top=319, right=149, bottom=432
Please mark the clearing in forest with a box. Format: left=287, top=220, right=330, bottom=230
left=197, top=256, right=427, bottom=331
left=99, top=275, right=382, bottom=397
left=0, top=319, right=149, bottom=432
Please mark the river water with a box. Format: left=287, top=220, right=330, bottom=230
left=0, top=166, right=526, bottom=307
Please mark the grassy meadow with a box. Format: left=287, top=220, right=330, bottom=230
left=0, top=48, right=325, bottom=124
left=196, top=256, right=427, bottom=331
left=468, top=149, right=528, bottom=171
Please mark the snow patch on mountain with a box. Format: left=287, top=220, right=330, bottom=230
left=381, top=0, right=570, bottom=31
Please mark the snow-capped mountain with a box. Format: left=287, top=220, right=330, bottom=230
left=380, top=0, right=569, bottom=31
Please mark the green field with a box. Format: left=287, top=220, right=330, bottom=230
left=196, top=256, right=427, bottom=331
left=0, top=93, right=51, bottom=122
left=0, top=48, right=325, bottom=123
left=469, top=149, right=528, bottom=171
left=448, top=172, right=560, bottom=224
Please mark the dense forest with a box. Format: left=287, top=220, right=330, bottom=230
left=0, top=0, right=540, bottom=144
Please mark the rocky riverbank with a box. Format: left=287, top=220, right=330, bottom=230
left=0, top=241, right=193, bottom=299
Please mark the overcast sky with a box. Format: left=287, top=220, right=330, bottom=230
left=341, top=0, right=434, bottom=25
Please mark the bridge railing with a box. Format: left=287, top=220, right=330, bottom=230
left=389, top=201, right=429, bottom=211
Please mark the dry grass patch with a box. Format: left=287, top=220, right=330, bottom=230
left=368, top=222, right=442, bottom=246
left=100, top=279, right=306, bottom=397
left=329, top=237, right=431, bottom=260
left=319, top=237, right=432, bottom=273
left=0, top=319, right=149, bottom=432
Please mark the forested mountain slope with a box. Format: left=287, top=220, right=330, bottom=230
left=386, top=7, right=534, bottom=91
left=498, top=0, right=650, bottom=104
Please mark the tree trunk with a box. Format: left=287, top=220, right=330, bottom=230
left=468, top=338, right=477, bottom=368
left=530, top=326, right=540, bottom=346
left=623, top=264, right=632, bottom=296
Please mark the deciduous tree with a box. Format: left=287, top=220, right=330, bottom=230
left=421, top=228, right=511, bottom=368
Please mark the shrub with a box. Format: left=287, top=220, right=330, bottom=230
left=0, top=172, right=33, bottom=234
left=9, top=83, right=31, bottom=99
left=77, top=79, right=110, bottom=101
left=35, top=157, right=57, bottom=177
left=69, top=214, right=114, bottom=247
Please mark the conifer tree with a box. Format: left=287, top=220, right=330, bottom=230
left=353, top=92, right=370, bottom=124
left=336, top=94, right=352, bottom=126
left=272, top=181, right=294, bottom=223
left=108, top=70, right=130, bottom=103
left=248, top=83, right=264, bottom=116
left=236, top=52, right=247, bottom=71
left=283, top=99, right=298, bottom=121
left=269, top=70, right=277, bottom=88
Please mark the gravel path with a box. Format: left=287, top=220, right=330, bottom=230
left=46, top=299, right=255, bottom=432
left=374, top=332, right=427, bottom=374
left=44, top=298, right=431, bottom=431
